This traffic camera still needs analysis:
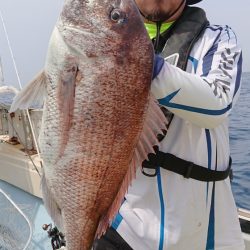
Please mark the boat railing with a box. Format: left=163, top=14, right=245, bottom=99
left=0, top=106, right=42, bottom=154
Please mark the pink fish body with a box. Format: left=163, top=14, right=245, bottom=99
left=10, top=0, right=168, bottom=249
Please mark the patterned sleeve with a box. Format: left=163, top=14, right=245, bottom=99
left=151, top=25, right=243, bottom=128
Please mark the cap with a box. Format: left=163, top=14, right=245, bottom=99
left=186, top=0, right=202, bottom=5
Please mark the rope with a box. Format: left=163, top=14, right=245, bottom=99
left=0, top=9, right=42, bottom=174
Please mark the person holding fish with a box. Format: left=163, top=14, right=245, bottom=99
left=93, top=0, right=244, bottom=249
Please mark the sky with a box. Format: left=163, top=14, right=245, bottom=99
left=0, top=0, right=249, bottom=89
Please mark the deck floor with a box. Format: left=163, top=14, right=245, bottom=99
left=0, top=180, right=52, bottom=249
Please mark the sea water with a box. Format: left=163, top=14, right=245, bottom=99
left=230, top=72, right=250, bottom=210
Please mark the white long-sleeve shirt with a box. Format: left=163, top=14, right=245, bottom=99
left=112, top=24, right=245, bottom=250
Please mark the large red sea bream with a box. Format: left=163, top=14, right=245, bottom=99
left=10, top=0, right=168, bottom=249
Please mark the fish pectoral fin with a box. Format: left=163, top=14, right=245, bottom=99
left=10, top=70, right=47, bottom=112
left=56, top=63, right=78, bottom=157
left=96, top=94, right=169, bottom=238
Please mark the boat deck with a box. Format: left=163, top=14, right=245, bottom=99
left=0, top=180, right=52, bottom=249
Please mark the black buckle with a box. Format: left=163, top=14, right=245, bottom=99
left=184, top=162, right=194, bottom=179
left=141, top=167, right=157, bottom=177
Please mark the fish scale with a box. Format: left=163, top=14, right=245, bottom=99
left=10, top=0, right=170, bottom=249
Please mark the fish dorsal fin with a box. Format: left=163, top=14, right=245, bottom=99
left=96, top=94, right=169, bottom=237
left=10, top=70, right=47, bottom=112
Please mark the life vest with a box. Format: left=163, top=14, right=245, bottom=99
left=155, top=6, right=209, bottom=69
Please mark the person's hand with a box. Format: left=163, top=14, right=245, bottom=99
left=152, top=54, right=164, bottom=79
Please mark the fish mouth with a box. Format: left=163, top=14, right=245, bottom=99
left=57, top=20, right=115, bottom=41
left=62, top=25, right=94, bottom=35
left=57, top=22, right=94, bottom=36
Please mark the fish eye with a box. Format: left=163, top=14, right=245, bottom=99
left=110, top=9, right=124, bottom=23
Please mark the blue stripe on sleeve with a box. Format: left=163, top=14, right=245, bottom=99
left=201, top=26, right=223, bottom=77
left=207, top=25, right=224, bottom=33
left=158, top=91, right=232, bottom=115
left=233, top=52, right=242, bottom=97
left=188, top=56, right=198, bottom=73
left=205, top=129, right=212, bottom=204
left=201, top=43, right=219, bottom=77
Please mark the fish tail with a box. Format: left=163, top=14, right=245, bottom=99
left=41, top=173, right=63, bottom=230
left=10, top=70, right=47, bottom=112
left=62, top=208, right=99, bottom=250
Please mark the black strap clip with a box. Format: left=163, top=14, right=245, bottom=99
left=141, top=151, right=159, bottom=177
left=141, top=166, right=158, bottom=177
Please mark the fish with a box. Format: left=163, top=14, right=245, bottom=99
left=10, top=0, right=168, bottom=249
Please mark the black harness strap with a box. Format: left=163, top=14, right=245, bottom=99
left=142, top=151, right=232, bottom=182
